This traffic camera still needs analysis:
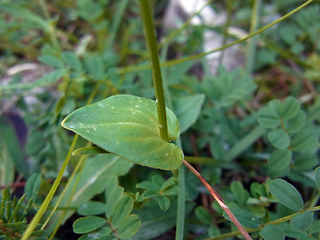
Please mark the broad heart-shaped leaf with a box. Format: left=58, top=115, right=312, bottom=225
left=62, top=94, right=183, bottom=170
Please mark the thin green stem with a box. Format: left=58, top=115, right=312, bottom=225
left=38, top=0, right=59, bottom=49
left=218, top=0, right=232, bottom=66
left=138, top=0, right=169, bottom=142
left=21, top=134, right=79, bottom=240
left=224, top=126, right=266, bottom=162
left=48, top=156, right=87, bottom=240
left=160, top=38, right=185, bottom=240
left=106, top=0, right=129, bottom=48
left=159, top=0, right=214, bottom=49
left=204, top=205, right=320, bottom=240
left=245, top=0, right=262, bottom=74
left=118, top=0, right=314, bottom=75
left=163, top=0, right=313, bottom=67
left=176, top=162, right=185, bottom=240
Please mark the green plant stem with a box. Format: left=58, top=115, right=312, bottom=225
left=38, top=0, right=59, bottom=49
left=204, top=205, right=320, bottom=240
left=48, top=156, right=87, bottom=240
left=21, top=134, right=79, bottom=240
left=138, top=0, right=169, bottom=142
left=224, top=126, right=266, bottom=162
left=159, top=0, right=214, bottom=49
left=160, top=42, right=185, bottom=240
left=175, top=142, right=185, bottom=240
left=246, top=0, right=262, bottom=74
left=218, top=0, right=233, bottom=66
left=118, top=0, right=314, bottom=75
left=106, top=0, right=129, bottom=48
left=183, top=160, right=252, bottom=240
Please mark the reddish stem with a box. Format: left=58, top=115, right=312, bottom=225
left=183, top=160, right=252, bottom=240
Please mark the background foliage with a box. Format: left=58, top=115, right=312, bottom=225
left=0, top=0, right=319, bottom=239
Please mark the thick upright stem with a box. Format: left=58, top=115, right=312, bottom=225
left=138, top=0, right=169, bottom=142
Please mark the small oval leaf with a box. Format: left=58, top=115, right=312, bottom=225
left=62, top=94, right=183, bottom=170
left=284, top=110, right=306, bottom=134
left=269, top=179, right=304, bottom=211
left=290, top=211, right=313, bottom=232
left=280, top=97, right=300, bottom=120
left=315, top=167, right=320, bottom=191
left=259, top=224, right=284, bottom=240
left=73, top=216, right=106, bottom=234
left=117, top=215, right=141, bottom=239
left=257, top=106, right=280, bottom=129
left=268, top=129, right=290, bottom=149
left=291, top=128, right=318, bottom=152
left=78, top=201, right=106, bottom=216
left=268, top=149, right=292, bottom=171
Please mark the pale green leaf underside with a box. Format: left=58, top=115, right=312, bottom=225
left=62, top=94, right=183, bottom=170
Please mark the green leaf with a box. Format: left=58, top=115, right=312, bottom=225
left=224, top=208, right=261, bottom=229
left=173, top=94, right=205, bottom=133
left=231, top=181, right=246, bottom=205
left=257, top=106, right=280, bottom=129
left=117, top=215, right=141, bottom=239
left=78, top=201, right=106, bottom=216
left=284, top=111, right=306, bottom=134
left=106, top=185, right=124, bottom=218
left=84, top=55, right=105, bottom=81
left=62, top=51, right=82, bottom=71
left=73, top=146, right=108, bottom=156
left=202, top=68, right=256, bottom=107
left=158, top=195, right=170, bottom=211
left=47, top=154, right=132, bottom=231
left=195, top=206, right=212, bottom=224
left=268, top=129, right=290, bottom=149
left=315, top=167, right=320, bottom=191
left=279, top=97, right=300, bottom=120
left=293, top=153, right=318, bottom=171
left=25, top=173, right=42, bottom=201
left=111, top=195, right=134, bottom=227
left=291, top=128, right=318, bottom=152
left=73, top=216, right=106, bottom=234
left=308, top=220, right=320, bottom=234
left=259, top=224, right=285, bottom=240
left=268, top=149, right=292, bottom=171
left=131, top=202, right=194, bottom=240
left=78, top=226, right=113, bottom=240
left=268, top=179, right=304, bottom=211
left=290, top=211, right=313, bottom=232
left=0, top=3, right=48, bottom=30
left=38, top=55, right=64, bottom=68
left=62, top=94, right=183, bottom=170
left=0, top=117, right=28, bottom=177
